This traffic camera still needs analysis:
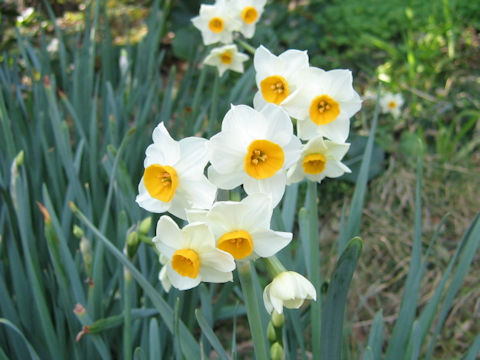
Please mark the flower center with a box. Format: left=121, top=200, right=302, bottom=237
left=241, top=6, right=258, bottom=24
left=143, top=164, right=178, bottom=202
left=217, top=230, right=253, bottom=260
left=220, top=51, right=233, bottom=64
left=171, top=249, right=200, bottom=278
left=208, top=17, right=224, bottom=33
left=260, top=75, right=290, bottom=105
left=302, top=153, right=327, bottom=174
left=244, top=139, right=285, bottom=179
left=309, top=95, right=340, bottom=125
left=388, top=101, right=397, bottom=109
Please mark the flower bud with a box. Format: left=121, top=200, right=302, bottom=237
left=125, top=231, right=139, bottom=259
left=73, top=225, right=85, bottom=239
left=263, top=271, right=316, bottom=314
left=80, top=237, right=92, bottom=276
left=138, top=216, right=152, bottom=235
left=267, top=321, right=276, bottom=342
left=271, top=310, right=284, bottom=328
left=270, top=342, right=283, bottom=360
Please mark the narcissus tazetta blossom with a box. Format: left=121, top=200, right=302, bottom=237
left=263, top=271, right=316, bottom=314
left=208, top=104, right=302, bottom=206
left=191, top=1, right=240, bottom=45
left=231, top=0, right=267, bottom=38
left=253, top=45, right=309, bottom=115
left=187, top=194, right=292, bottom=261
left=285, top=68, right=362, bottom=142
left=287, top=136, right=351, bottom=185
left=380, top=92, right=404, bottom=118
left=136, top=122, right=216, bottom=220
left=203, top=44, right=249, bottom=76
left=153, top=216, right=235, bottom=290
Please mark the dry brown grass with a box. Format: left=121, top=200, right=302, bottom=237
left=319, top=153, right=480, bottom=357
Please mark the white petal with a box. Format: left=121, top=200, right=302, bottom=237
left=186, top=209, right=208, bottom=224
left=251, top=229, right=292, bottom=258
left=136, top=178, right=170, bottom=213
left=159, top=265, right=171, bottom=293
left=286, top=163, right=305, bottom=185
left=278, top=49, right=309, bottom=78
left=263, top=283, right=274, bottom=313
left=254, top=45, right=275, bottom=81
left=253, top=91, right=268, bottom=111
left=243, top=172, right=287, bottom=207
left=207, top=166, right=244, bottom=190
left=175, top=137, right=209, bottom=176
left=323, top=161, right=350, bottom=178
left=282, top=135, right=303, bottom=169
left=199, top=266, right=233, bottom=283
left=183, top=222, right=216, bottom=249
left=259, top=104, right=294, bottom=145
left=209, top=131, right=246, bottom=174
left=166, top=264, right=201, bottom=290
left=316, top=113, right=350, bottom=143
left=154, top=215, right=183, bottom=252
left=207, top=201, right=247, bottom=236
left=241, top=193, right=273, bottom=230
left=178, top=176, right=217, bottom=210
left=200, top=248, right=235, bottom=273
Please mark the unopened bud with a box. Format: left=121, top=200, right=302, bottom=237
left=14, top=150, right=24, bottom=166
left=139, top=216, right=152, bottom=235
left=80, top=237, right=92, bottom=275
left=270, top=342, right=283, bottom=360
left=73, top=225, right=84, bottom=239
left=267, top=321, right=276, bottom=342
left=271, top=311, right=284, bottom=328
left=125, top=231, right=139, bottom=259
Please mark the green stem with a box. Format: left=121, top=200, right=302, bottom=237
left=123, top=268, right=132, bottom=360
left=236, top=39, right=256, bottom=55
left=307, top=181, right=322, bottom=358
left=263, top=256, right=287, bottom=277
left=237, top=261, right=269, bottom=360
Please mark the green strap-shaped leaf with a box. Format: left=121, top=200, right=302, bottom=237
left=71, top=204, right=200, bottom=359
left=320, top=237, right=363, bottom=360
left=195, top=309, right=230, bottom=360
left=0, top=318, right=41, bottom=360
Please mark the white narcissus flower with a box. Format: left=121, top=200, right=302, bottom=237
left=187, top=194, right=292, bottom=261
left=136, top=122, right=216, bottom=220
left=191, top=1, right=240, bottom=45
left=263, top=271, right=316, bottom=314
left=379, top=92, right=404, bottom=118
left=284, top=67, right=362, bottom=142
left=253, top=45, right=309, bottom=115
left=287, top=136, right=351, bottom=185
left=231, top=0, right=267, bottom=38
left=153, top=216, right=236, bottom=291
left=208, top=104, right=302, bottom=206
left=203, top=44, right=249, bottom=76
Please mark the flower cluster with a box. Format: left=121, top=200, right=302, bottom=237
left=136, top=43, right=361, bottom=314
left=192, top=0, right=267, bottom=76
